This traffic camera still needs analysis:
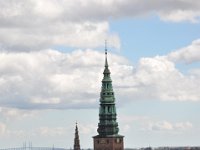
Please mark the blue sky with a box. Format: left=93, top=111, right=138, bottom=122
left=0, top=0, right=200, bottom=149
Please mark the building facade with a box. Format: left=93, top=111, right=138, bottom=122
left=93, top=47, right=124, bottom=150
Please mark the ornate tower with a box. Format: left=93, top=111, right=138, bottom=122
left=93, top=44, right=124, bottom=150
left=74, top=122, right=80, bottom=150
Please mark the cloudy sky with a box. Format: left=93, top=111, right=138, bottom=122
left=0, top=0, right=200, bottom=148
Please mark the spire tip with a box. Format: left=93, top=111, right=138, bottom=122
left=105, top=40, right=107, bottom=55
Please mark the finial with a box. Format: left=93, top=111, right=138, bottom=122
left=104, top=40, right=109, bottom=68
left=105, top=40, right=107, bottom=55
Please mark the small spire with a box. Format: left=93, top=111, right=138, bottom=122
left=74, top=122, right=80, bottom=150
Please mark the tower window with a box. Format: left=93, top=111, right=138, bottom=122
left=107, top=139, right=109, bottom=144
left=108, top=106, right=110, bottom=112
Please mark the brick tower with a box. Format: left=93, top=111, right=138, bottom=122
left=93, top=43, right=124, bottom=150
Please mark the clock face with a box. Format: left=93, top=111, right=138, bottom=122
left=116, top=138, right=120, bottom=143
left=100, top=139, right=106, bottom=144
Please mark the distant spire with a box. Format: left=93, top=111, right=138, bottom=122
left=74, top=122, right=80, bottom=150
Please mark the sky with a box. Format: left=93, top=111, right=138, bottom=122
left=0, top=0, right=200, bottom=149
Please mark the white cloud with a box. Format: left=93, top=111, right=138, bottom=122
left=0, top=21, right=120, bottom=51
left=0, top=49, right=131, bottom=109
left=149, top=121, right=173, bottom=131
left=121, top=124, right=131, bottom=133
left=31, top=97, right=61, bottom=104
left=189, top=69, right=200, bottom=77
left=147, top=121, right=193, bottom=131
left=0, top=122, right=6, bottom=135
left=167, top=39, right=200, bottom=63
left=0, top=46, right=200, bottom=110
left=119, top=115, right=149, bottom=123
left=37, top=127, right=66, bottom=137
left=79, top=123, right=96, bottom=135
left=0, top=122, right=24, bottom=138
left=0, top=0, right=122, bottom=51
left=0, top=124, right=67, bottom=138
left=0, top=107, right=38, bottom=120
left=175, top=122, right=193, bottom=130
left=160, top=10, right=200, bottom=23
left=0, top=0, right=200, bottom=51
left=114, top=55, right=200, bottom=102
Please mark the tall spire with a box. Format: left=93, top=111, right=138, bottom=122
left=93, top=43, right=124, bottom=150
left=97, top=42, right=119, bottom=136
left=73, top=122, right=80, bottom=150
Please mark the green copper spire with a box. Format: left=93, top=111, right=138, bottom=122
left=97, top=43, right=119, bottom=136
